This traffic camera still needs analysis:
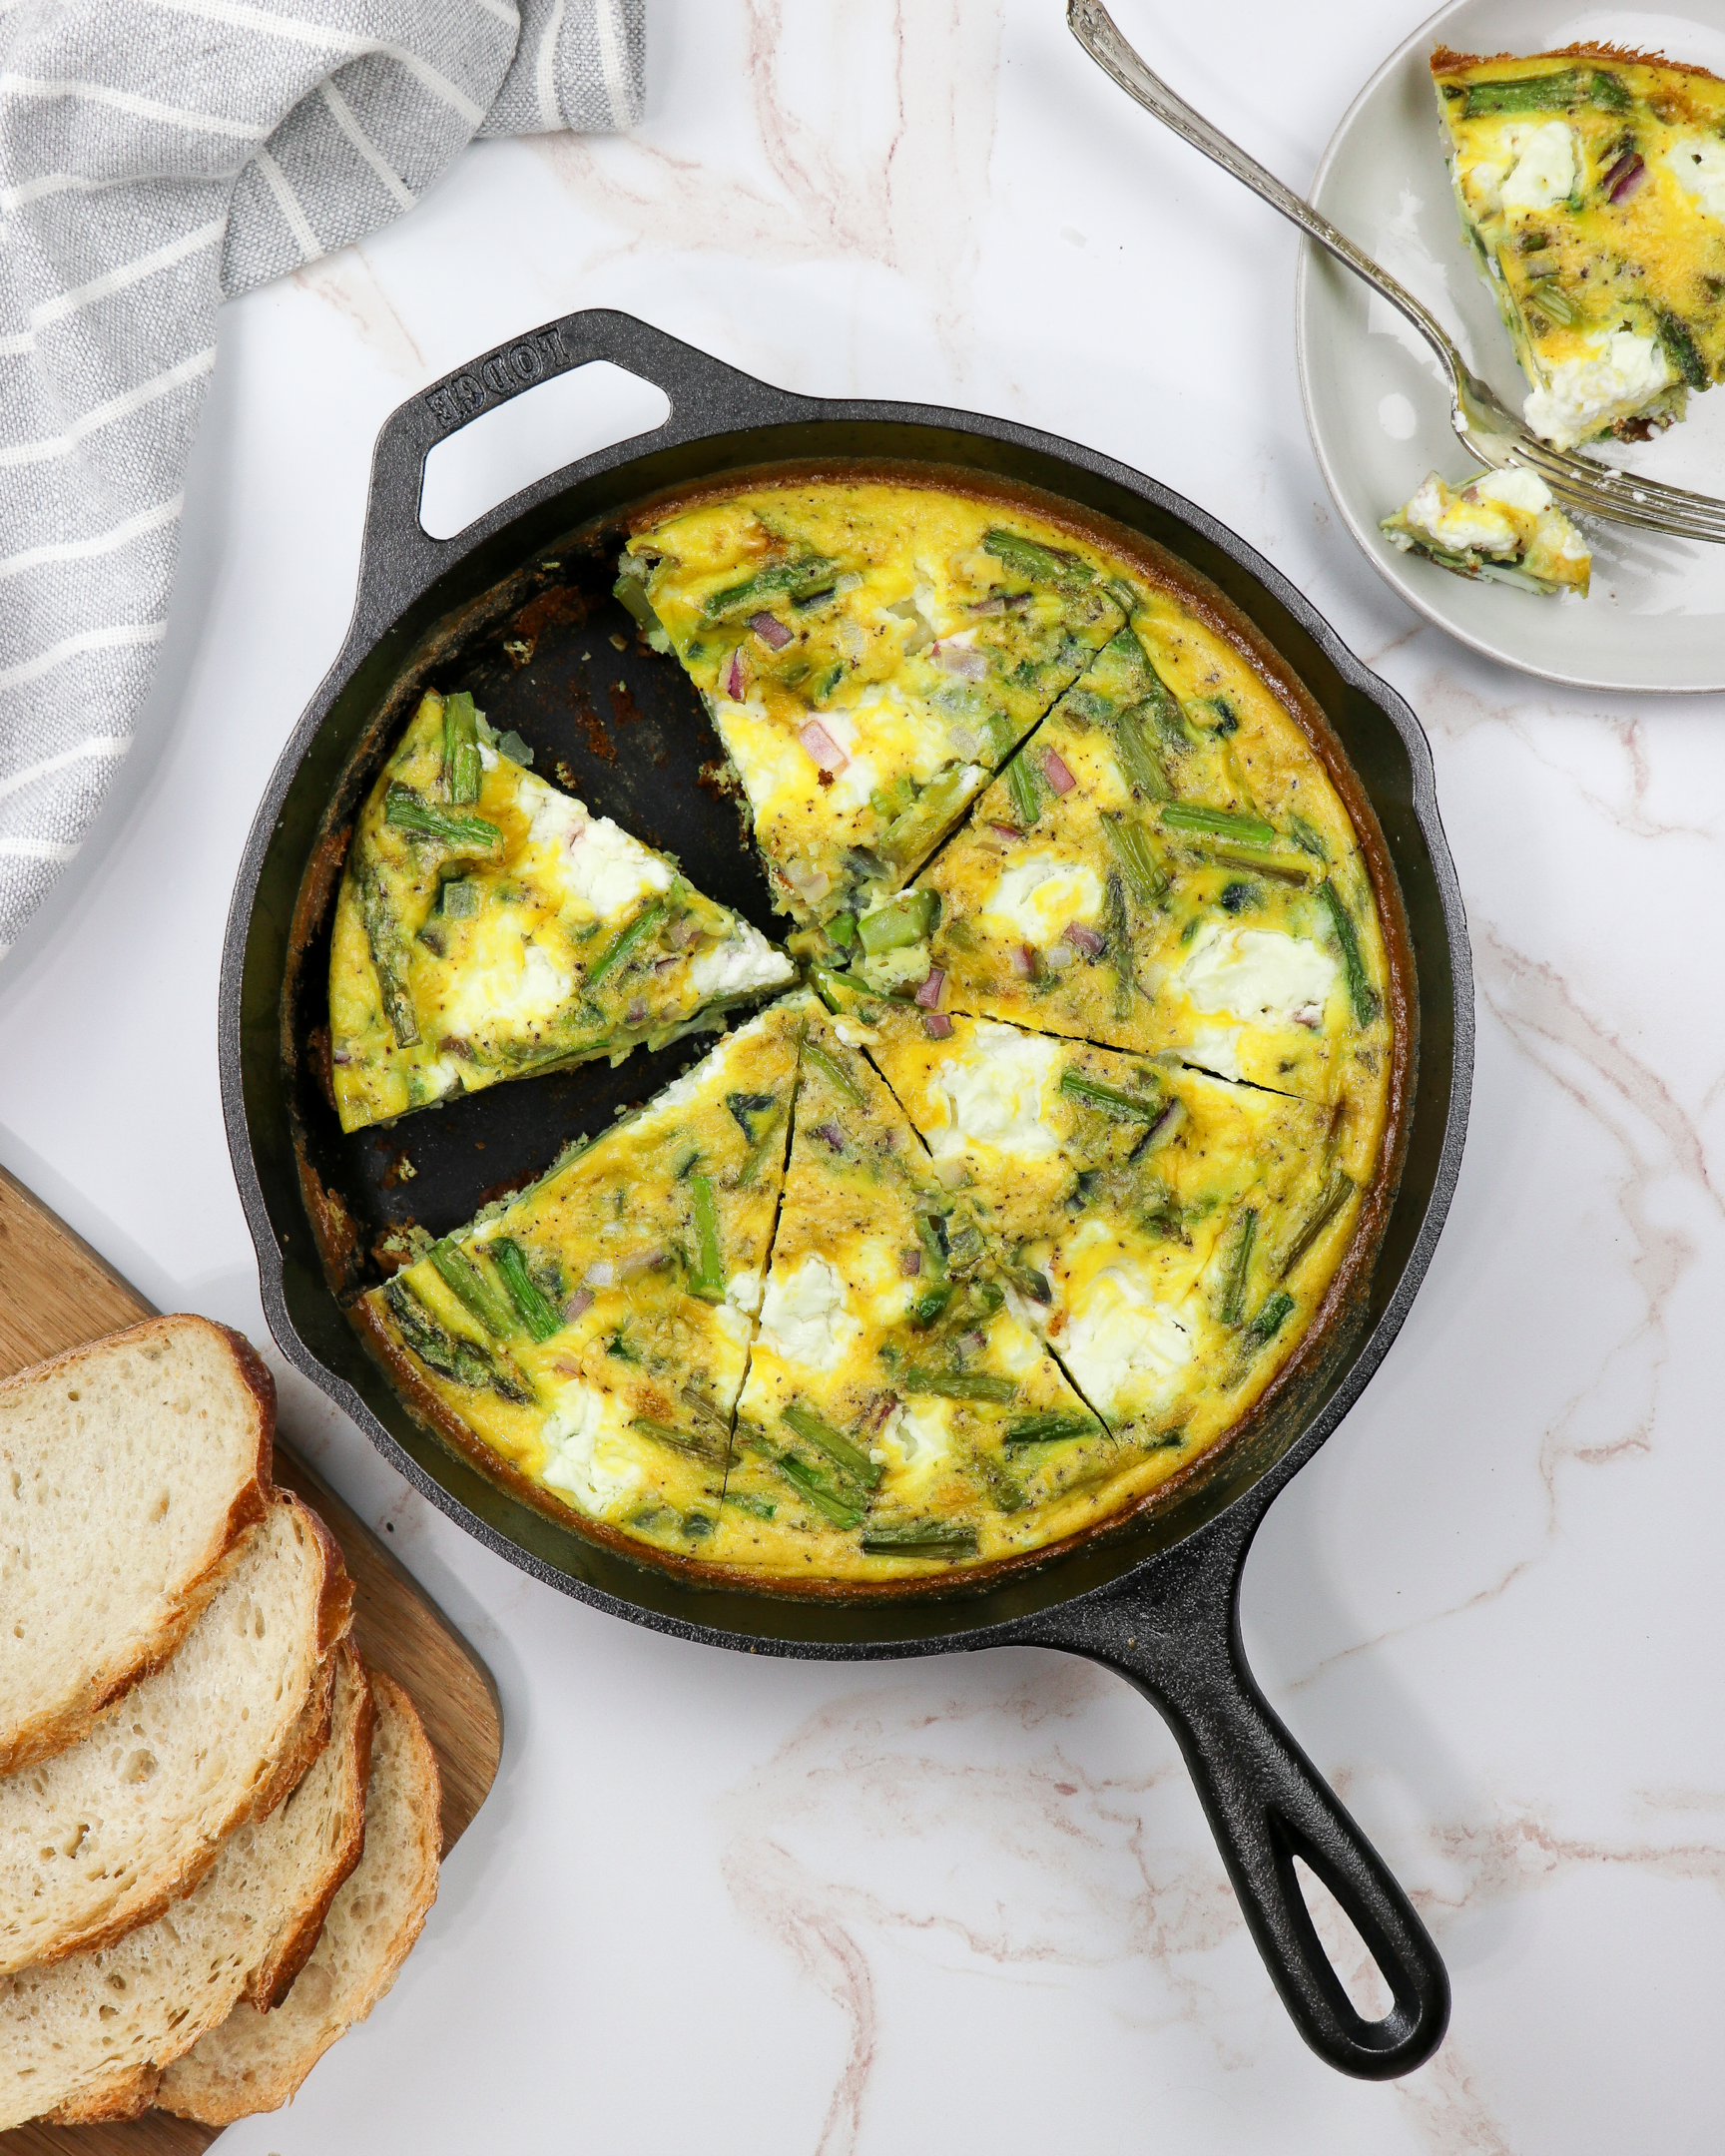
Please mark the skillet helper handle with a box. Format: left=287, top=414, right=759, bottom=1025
left=1028, top=1535, right=1448, bottom=2078
left=354, top=308, right=807, bottom=630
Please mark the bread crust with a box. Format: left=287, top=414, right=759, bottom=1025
left=0, top=1316, right=277, bottom=1776
left=250, top=1641, right=373, bottom=2009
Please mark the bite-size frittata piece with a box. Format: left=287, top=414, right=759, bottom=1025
left=713, top=1000, right=1118, bottom=1582
left=872, top=608, right=1392, bottom=1114
left=355, top=1002, right=801, bottom=1560
left=1433, top=45, right=1725, bottom=446
left=1382, top=467, right=1591, bottom=594
left=329, top=689, right=792, bottom=1131
left=821, top=980, right=1363, bottom=1455
left=618, top=485, right=1126, bottom=934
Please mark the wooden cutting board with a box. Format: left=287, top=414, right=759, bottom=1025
left=0, top=1165, right=504, bottom=2151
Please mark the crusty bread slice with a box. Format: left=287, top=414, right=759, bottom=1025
left=0, top=1489, right=352, bottom=1976
left=158, top=1668, right=441, bottom=2125
left=0, top=1639, right=372, bottom=2130
left=0, top=1315, right=275, bottom=1775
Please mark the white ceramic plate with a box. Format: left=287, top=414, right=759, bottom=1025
left=1297, top=1, right=1725, bottom=692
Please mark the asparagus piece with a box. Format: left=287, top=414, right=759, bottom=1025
left=800, top=1033, right=866, bottom=1105
left=383, top=786, right=501, bottom=851
left=630, top=1415, right=727, bottom=1466
left=1288, top=813, right=1330, bottom=862
left=1100, top=811, right=1168, bottom=902
left=1160, top=803, right=1277, bottom=845
left=441, top=691, right=482, bottom=805
left=613, top=570, right=670, bottom=648
left=1275, top=1169, right=1356, bottom=1280
left=1214, top=1208, right=1259, bottom=1327
left=356, top=859, right=418, bottom=1047
left=1107, top=707, right=1173, bottom=801
left=861, top=1522, right=979, bottom=1559
left=1315, top=880, right=1379, bottom=1024
left=383, top=1281, right=532, bottom=1402
left=982, top=528, right=1094, bottom=586
left=1059, top=1067, right=1164, bottom=1121
left=857, top=888, right=938, bottom=957
left=878, top=767, right=982, bottom=868
left=1005, top=749, right=1042, bottom=828
left=586, top=897, right=670, bottom=991
left=1105, top=869, right=1134, bottom=1022
left=724, top=1488, right=778, bottom=1520
left=489, top=1237, right=562, bottom=1342
left=704, top=556, right=839, bottom=620
left=1459, top=67, right=1627, bottom=117
left=969, top=1447, right=1026, bottom=1514
left=908, top=1284, right=954, bottom=1327
left=1209, top=844, right=1312, bottom=887
left=775, top=1450, right=865, bottom=1529
left=440, top=877, right=480, bottom=919
left=900, top=1368, right=1018, bottom=1403
left=782, top=1401, right=882, bottom=1488
left=688, top=1174, right=725, bottom=1301
left=1240, top=1291, right=1296, bottom=1353
left=1002, top=1410, right=1101, bottom=1451
left=427, top=1239, right=518, bottom=1339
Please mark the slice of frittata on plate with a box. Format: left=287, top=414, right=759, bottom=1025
left=354, top=1001, right=801, bottom=1561
left=871, top=605, right=1394, bottom=1114
left=329, top=689, right=793, bottom=1131
left=1382, top=467, right=1591, bottom=593
left=815, top=978, right=1359, bottom=1480
left=1433, top=44, right=1725, bottom=445
left=712, top=998, right=1119, bottom=1583
left=618, top=483, right=1127, bottom=937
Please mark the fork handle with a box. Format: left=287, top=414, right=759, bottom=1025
left=1067, top=0, right=1456, bottom=372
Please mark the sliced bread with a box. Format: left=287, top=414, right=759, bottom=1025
left=158, top=1668, right=441, bottom=2125
left=0, top=1489, right=352, bottom=1976
left=0, top=1638, right=373, bottom=2130
left=0, top=1315, right=275, bottom=1775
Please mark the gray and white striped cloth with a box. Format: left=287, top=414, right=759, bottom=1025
left=0, top=0, right=643, bottom=958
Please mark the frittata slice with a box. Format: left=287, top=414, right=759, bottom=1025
left=875, top=607, right=1393, bottom=1112
left=1382, top=467, right=1591, bottom=594
left=619, top=484, right=1127, bottom=935
left=1433, top=45, right=1725, bottom=446
left=355, top=1002, right=801, bottom=1561
left=329, top=690, right=793, bottom=1131
left=817, top=982, right=1359, bottom=1479
left=712, top=999, right=1118, bottom=1582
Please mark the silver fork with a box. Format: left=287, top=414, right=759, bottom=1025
left=1068, top=0, right=1725, bottom=544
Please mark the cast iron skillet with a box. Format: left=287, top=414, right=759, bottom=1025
left=220, top=309, right=1472, bottom=2079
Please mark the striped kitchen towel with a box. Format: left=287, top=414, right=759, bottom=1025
left=0, top=0, right=643, bottom=959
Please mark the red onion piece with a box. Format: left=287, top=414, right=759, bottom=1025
left=913, top=966, right=945, bottom=1009
left=1042, top=749, right=1076, bottom=795
left=551, top=1357, right=586, bottom=1377
left=863, top=1390, right=900, bottom=1431
left=814, top=1121, right=847, bottom=1151
left=582, top=1259, right=616, bottom=1289
left=1065, top=923, right=1104, bottom=956
left=1010, top=944, right=1035, bottom=977
left=722, top=649, right=747, bottom=701
left=1292, top=1003, right=1323, bottom=1031
left=750, top=610, right=793, bottom=650
left=561, top=1292, right=594, bottom=1324
left=1606, top=152, right=1646, bottom=203
left=626, top=997, right=647, bottom=1023
left=900, top=1248, right=922, bottom=1277
left=922, top=1011, right=954, bottom=1038
left=799, top=720, right=849, bottom=774
left=988, top=821, right=1021, bottom=839
left=619, top=1246, right=666, bottom=1278
left=330, top=1048, right=352, bottom=1065
left=932, top=640, right=986, bottom=681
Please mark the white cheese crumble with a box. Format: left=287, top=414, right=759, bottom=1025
left=982, top=853, right=1103, bottom=946
left=686, top=922, right=793, bottom=1000
left=1400, top=473, right=1521, bottom=558
left=539, top=1380, right=646, bottom=1516
left=1664, top=136, right=1725, bottom=222
left=1177, top=922, right=1340, bottom=1028
left=437, top=915, right=572, bottom=1036
left=726, top=1270, right=763, bottom=1315
left=758, top=1255, right=860, bottom=1370
left=1061, top=1268, right=1195, bottom=1416
left=876, top=1396, right=951, bottom=1478
left=1473, top=466, right=1552, bottom=514
left=1523, top=332, right=1671, bottom=449
left=1499, top=121, right=1576, bottom=211
left=923, top=1022, right=1061, bottom=1160
left=560, top=814, right=674, bottom=918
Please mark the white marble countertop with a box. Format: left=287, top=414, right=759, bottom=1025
left=4, top=1, right=1723, bottom=2147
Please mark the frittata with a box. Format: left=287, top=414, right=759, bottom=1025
left=329, top=689, right=793, bottom=1131
left=1382, top=467, right=1592, bottom=594
left=355, top=1001, right=802, bottom=1561
left=1433, top=45, right=1725, bottom=446
left=344, top=474, right=1403, bottom=1592
left=619, top=486, right=1127, bottom=932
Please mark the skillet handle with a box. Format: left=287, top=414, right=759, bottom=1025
left=353, top=308, right=808, bottom=631
left=1025, top=1527, right=1448, bottom=2078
